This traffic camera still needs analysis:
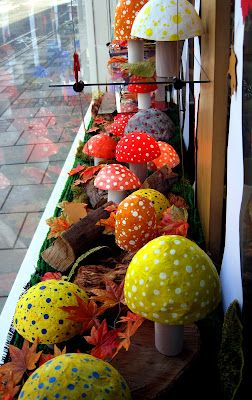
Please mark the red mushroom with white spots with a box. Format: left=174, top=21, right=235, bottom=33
left=128, top=75, right=158, bottom=110
left=83, top=133, right=117, bottom=165
left=94, top=164, right=141, bottom=203
left=116, top=131, right=161, bottom=183
left=108, top=113, right=134, bottom=137
left=148, top=141, right=180, bottom=171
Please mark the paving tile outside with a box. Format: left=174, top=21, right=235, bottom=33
left=0, top=297, right=7, bottom=314
left=36, top=106, right=74, bottom=117
left=0, top=120, right=13, bottom=130
left=15, top=212, right=43, bottom=249
left=17, top=127, right=63, bottom=145
left=0, top=213, right=26, bottom=249
left=42, top=160, right=65, bottom=183
left=59, top=126, right=79, bottom=142
left=1, top=183, right=54, bottom=213
left=0, top=162, right=49, bottom=185
left=7, top=117, right=51, bottom=133
left=0, top=107, right=39, bottom=119
left=0, top=187, right=11, bottom=208
left=0, top=144, right=34, bottom=165
left=19, top=89, right=53, bottom=99
left=0, top=131, right=21, bottom=146
left=0, top=249, right=27, bottom=296
left=28, top=142, right=72, bottom=163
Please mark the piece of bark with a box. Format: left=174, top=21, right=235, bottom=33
left=41, top=203, right=112, bottom=272
left=84, top=178, right=107, bottom=208
left=141, top=166, right=178, bottom=194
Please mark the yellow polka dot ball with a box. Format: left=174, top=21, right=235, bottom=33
left=14, top=280, right=88, bottom=344
left=18, top=353, right=131, bottom=400
left=131, top=189, right=170, bottom=220
left=124, top=235, right=221, bottom=325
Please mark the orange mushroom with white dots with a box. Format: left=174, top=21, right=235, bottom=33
left=114, top=0, right=149, bottom=63
left=116, top=131, right=160, bottom=182
left=124, top=235, right=221, bottom=356
left=115, top=194, right=158, bottom=252
left=148, top=141, right=180, bottom=171
left=94, top=164, right=141, bottom=203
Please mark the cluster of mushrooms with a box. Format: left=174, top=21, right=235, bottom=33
left=9, top=2, right=222, bottom=399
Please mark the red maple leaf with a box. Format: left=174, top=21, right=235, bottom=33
left=68, top=163, right=86, bottom=176
left=114, top=317, right=144, bottom=356
left=0, top=339, right=42, bottom=385
left=119, top=311, right=144, bottom=324
left=86, top=126, right=100, bottom=133
left=79, top=165, right=105, bottom=184
left=41, top=272, right=62, bottom=281
left=94, top=117, right=107, bottom=125
left=90, top=278, right=125, bottom=313
left=241, top=0, right=252, bottom=20
left=84, top=320, right=121, bottom=360
left=60, top=295, right=103, bottom=332
left=0, top=371, right=20, bottom=400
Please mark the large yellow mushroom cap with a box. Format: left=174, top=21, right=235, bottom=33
left=131, top=0, right=203, bottom=41
left=129, top=189, right=170, bottom=220
left=124, top=235, right=221, bottom=324
left=18, top=353, right=131, bottom=400
left=14, top=280, right=88, bottom=344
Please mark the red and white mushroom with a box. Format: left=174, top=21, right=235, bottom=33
left=108, top=113, right=134, bottom=137
left=148, top=141, right=180, bottom=171
left=82, top=133, right=117, bottom=165
left=116, top=131, right=161, bottom=183
left=94, top=164, right=141, bottom=203
left=128, top=75, right=158, bottom=110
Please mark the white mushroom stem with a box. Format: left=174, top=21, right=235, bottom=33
left=155, top=322, right=184, bottom=356
left=129, top=162, right=147, bottom=183
left=107, top=190, right=127, bottom=203
left=127, top=39, right=144, bottom=63
left=138, top=93, right=152, bottom=110
left=155, top=41, right=178, bottom=102
left=94, top=157, right=106, bottom=166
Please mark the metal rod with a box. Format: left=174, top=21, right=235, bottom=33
left=49, top=79, right=210, bottom=88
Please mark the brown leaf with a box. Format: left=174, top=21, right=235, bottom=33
left=90, top=278, right=125, bottom=313
left=0, top=371, right=20, bottom=400
left=59, top=201, right=88, bottom=224
left=53, top=344, right=66, bottom=357
left=0, top=340, right=42, bottom=384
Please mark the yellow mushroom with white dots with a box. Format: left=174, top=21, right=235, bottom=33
left=128, top=189, right=170, bottom=220
left=124, top=235, right=221, bottom=355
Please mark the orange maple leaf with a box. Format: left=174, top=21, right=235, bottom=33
left=68, top=163, right=86, bottom=176
left=118, top=311, right=144, bottom=324
left=84, top=320, right=121, bottom=360
left=0, top=370, right=20, bottom=400
left=38, top=344, right=66, bottom=367
left=86, top=126, right=100, bottom=133
left=79, top=165, right=105, bottom=184
left=53, top=344, right=67, bottom=357
left=97, top=212, right=116, bottom=234
left=46, top=214, right=71, bottom=239
left=0, top=339, right=42, bottom=385
left=114, top=317, right=144, bottom=356
left=94, top=117, right=108, bottom=125
left=90, top=278, right=125, bottom=313
left=60, top=295, right=103, bottom=332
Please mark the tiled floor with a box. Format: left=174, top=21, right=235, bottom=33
left=0, top=0, right=90, bottom=313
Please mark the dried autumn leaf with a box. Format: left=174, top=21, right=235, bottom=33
left=97, top=212, right=116, bottom=235
left=68, top=163, right=86, bottom=176
left=86, top=126, right=100, bottom=133
left=79, top=165, right=105, bottom=184
left=90, top=278, right=125, bottom=313
left=168, top=193, right=189, bottom=209
left=94, top=117, right=108, bottom=125
left=0, top=371, right=20, bottom=400
left=84, top=320, right=121, bottom=360
left=119, top=311, right=144, bottom=324
left=46, top=214, right=71, bottom=239
left=41, top=272, right=62, bottom=281
left=60, top=294, right=103, bottom=332
left=38, top=353, right=53, bottom=367
left=58, top=201, right=88, bottom=224
left=53, top=344, right=66, bottom=357
left=114, top=318, right=144, bottom=357
left=0, top=339, right=42, bottom=385
left=158, top=205, right=189, bottom=237
left=105, top=204, right=118, bottom=213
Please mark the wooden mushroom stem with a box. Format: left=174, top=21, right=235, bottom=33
left=129, top=162, right=147, bottom=183
left=138, top=93, right=152, bottom=109
left=107, top=189, right=127, bottom=203
left=155, top=322, right=184, bottom=356
left=155, top=41, right=178, bottom=102
left=128, top=39, right=144, bottom=63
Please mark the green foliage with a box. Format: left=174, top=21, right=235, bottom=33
left=217, top=300, right=244, bottom=400
left=121, top=57, right=156, bottom=77
left=76, top=140, right=92, bottom=163
left=71, top=185, right=89, bottom=204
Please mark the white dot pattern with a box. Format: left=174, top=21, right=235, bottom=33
left=116, top=131, right=160, bottom=163
left=94, top=164, right=141, bottom=190
left=83, top=133, right=117, bottom=158
left=150, top=141, right=180, bottom=170
left=128, top=75, right=157, bottom=94
left=108, top=113, right=133, bottom=137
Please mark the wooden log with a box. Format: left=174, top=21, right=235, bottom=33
left=111, top=320, right=200, bottom=400
left=84, top=178, right=107, bottom=208
left=141, top=166, right=178, bottom=194
left=41, top=203, right=112, bottom=272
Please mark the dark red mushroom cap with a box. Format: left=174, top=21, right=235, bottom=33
left=94, top=164, right=141, bottom=190
left=108, top=113, right=134, bottom=137
left=116, top=131, right=161, bottom=163
left=128, top=75, right=158, bottom=94
left=83, top=133, right=117, bottom=158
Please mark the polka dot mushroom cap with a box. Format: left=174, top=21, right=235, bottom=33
left=124, top=235, right=221, bottom=324
left=131, top=188, right=170, bottom=220
left=114, top=0, right=149, bottom=40
left=115, top=194, right=158, bottom=252
left=14, top=280, right=88, bottom=344
left=128, top=75, right=158, bottom=94
left=125, top=108, right=175, bottom=142
left=116, top=131, right=160, bottom=163
left=131, top=0, right=203, bottom=41
left=94, top=164, right=141, bottom=191
left=83, top=133, right=117, bottom=159
left=148, top=141, right=180, bottom=170
left=108, top=113, right=134, bottom=137
left=18, top=353, right=131, bottom=400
